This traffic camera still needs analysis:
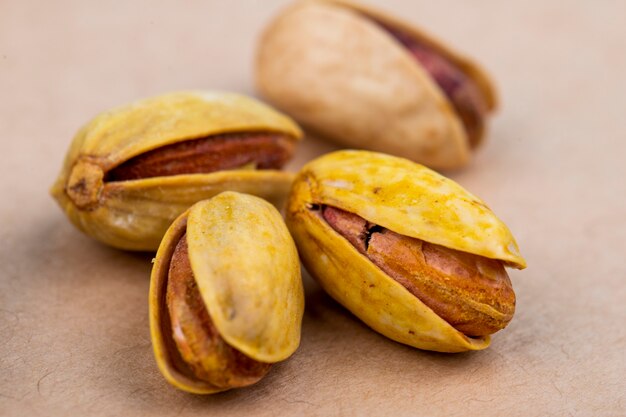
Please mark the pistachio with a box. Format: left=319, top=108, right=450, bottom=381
left=286, top=150, right=526, bottom=352
left=150, top=192, right=304, bottom=394
left=51, top=91, right=303, bottom=251
left=256, top=0, right=497, bottom=169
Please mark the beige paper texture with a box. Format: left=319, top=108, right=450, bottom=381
left=0, top=0, right=624, bottom=415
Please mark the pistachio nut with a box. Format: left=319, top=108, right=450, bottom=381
left=286, top=151, right=526, bottom=352
left=256, top=0, right=497, bottom=169
left=51, top=91, right=303, bottom=251
left=150, top=192, right=304, bottom=394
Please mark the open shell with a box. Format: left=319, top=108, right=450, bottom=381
left=286, top=151, right=525, bottom=352
left=256, top=0, right=496, bottom=169
left=150, top=192, right=304, bottom=393
left=50, top=91, right=303, bottom=251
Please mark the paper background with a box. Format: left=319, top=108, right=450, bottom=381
left=1, top=0, right=624, bottom=415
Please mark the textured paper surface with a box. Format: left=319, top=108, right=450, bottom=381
left=0, top=1, right=625, bottom=416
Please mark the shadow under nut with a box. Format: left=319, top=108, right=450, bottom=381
left=166, top=233, right=271, bottom=389
left=322, top=206, right=515, bottom=337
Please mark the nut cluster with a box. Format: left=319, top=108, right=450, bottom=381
left=51, top=0, right=526, bottom=395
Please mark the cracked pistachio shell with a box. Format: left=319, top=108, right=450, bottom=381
left=256, top=0, right=496, bottom=169
left=50, top=91, right=302, bottom=251
left=150, top=192, right=304, bottom=394
left=286, top=150, right=525, bottom=352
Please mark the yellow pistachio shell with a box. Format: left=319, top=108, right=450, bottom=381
left=51, top=91, right=303, bottom=251
left=286, top=150, right=525, bottom=352
left=150, top=192, right=304, bottom=394
left=294, top=150, right=524, bottom=268
left=256, top=0, right=496, bottom=169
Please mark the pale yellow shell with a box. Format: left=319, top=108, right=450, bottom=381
left=50, top=91, right=302, bottom=251
left=150, top=192, right=304, bottom=393
left=286, top=150, right=525, bottom=352
left=256, top=0, right=496, bottom=169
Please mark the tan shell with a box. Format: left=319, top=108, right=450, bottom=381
left=256, top=0, right=497, bottom=169
left=286, top=151, right=525, bottom=352
left=50, top=91, right=302, bottom=251
left=150, top=192, right=305, bottom=393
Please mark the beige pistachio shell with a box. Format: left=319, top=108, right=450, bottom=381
left=50, top=91, right=302, bottom=251
left=150, top=192, right=304, bottom=394
left=325, top=0, right=497, bottom=110
left=286, top=150, right=525, bottom=352
left=256, top=0, right=496, bottom=169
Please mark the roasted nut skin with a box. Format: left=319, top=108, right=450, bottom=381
left=50, top=91, right=302, bottom=251
left=150, top=192, right=304, bottom=394
left=256, top=0, right=497, bottom=169
left=286, top=150, right=525, bottom=352
left=322, top=206, right=515, bottom=337
left=107, top=133, right=295, bottom=181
